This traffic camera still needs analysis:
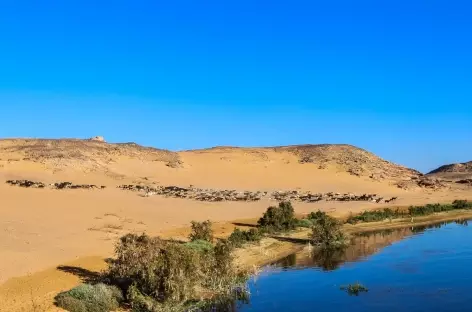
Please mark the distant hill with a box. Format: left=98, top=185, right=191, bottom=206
left=428, top=161, right=472, bottom=180
left=0, top=139, right=422, bottom=190
left=184, top=143, right=421, bottom=181
left=428, top=161, right=472, bottom=174
left=0, top=138, right=180, bottom=175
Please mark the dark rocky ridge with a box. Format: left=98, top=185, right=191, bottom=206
left=5, top=179, right=398, bottom=203
left=118, top=184, right=398, bottom=204
left=395, top=176, right=447, bottom=190
left=6, top=180, right=106, bottom=190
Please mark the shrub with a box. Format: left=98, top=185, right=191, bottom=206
left=452, top=199, right=472, bottom=209
left=184, top=239, right=214, bottom=253
left=55, top=283, right=123, bottom=312
left=347, top=200, right=472, bottom=224
left=257, top=201, right=297, bottom=232
left=189, top=220, right=214, bottom=242
left=108, top=234, right=202, bottom=303
left=307, top=210, right=328, bottom=222
left=296, top=218, right=314, bottom=228
left=107, top=233, right=248, bottom=310
left=311, top=213, right=348, bottom=249
left=228, top=228, right=262, bottom=247
left=340, top=283, right=368, bottom=296
left=346, top=208, right=404, bottom=224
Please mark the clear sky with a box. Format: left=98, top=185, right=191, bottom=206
left=0, top=1, right=470, bottom=173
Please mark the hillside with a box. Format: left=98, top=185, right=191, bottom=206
left=0, top=139, right=421, bottom=189
left=428, top=161, right=472, bottom=181
left=429, top=161, right=472, bottom=174
left=273, top=144, right=421, bottom=180
left=182, top=143, right=421, bottom=182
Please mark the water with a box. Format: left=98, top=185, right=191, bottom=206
left=238, top=220, right=472, bottom=312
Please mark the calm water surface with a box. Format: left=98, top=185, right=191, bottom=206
left=238, top=220, right=472, bottom=312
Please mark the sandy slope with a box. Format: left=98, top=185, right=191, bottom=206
left=0, top=139, right=471, bottom=311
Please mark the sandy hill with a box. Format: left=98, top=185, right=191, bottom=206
left=427, top=161, right=472, bottom=180
left=0, top=139, right=421, bottom=191
left=184, top=143, right=421, bottom=181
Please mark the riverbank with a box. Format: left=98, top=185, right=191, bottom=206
left=235, top=209, right=472, bottom=270
left=1, top=209, right=472, bottom=312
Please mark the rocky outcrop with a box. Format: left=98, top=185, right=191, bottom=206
left=396, top=176, right=446, bottom=190
left=6, top=180, right=106, bottom=190
left=456, top=179, right=472, bottom=185
left=276, top=144, right=421, bottom=181
left=118, top=185, right=264, bottom=202
left=6, top=180, right=46, bottom=188
left=271, top=190, right=397, bottom=203
left=118, top=184, right=397, bottom=204
left=53, top=182, right=106, bottom=190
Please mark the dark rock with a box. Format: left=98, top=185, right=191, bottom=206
left=6, top=180, right=104, bottom=190
left=6, top=180, right=46, bottom=188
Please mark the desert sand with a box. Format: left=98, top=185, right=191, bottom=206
left=0, top=138, right=470, bottom=311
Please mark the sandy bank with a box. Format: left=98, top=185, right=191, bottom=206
left=2, top=209, right=472, bottom=312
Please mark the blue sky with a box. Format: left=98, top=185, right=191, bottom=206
left=0, top=1, right=470, bottom=172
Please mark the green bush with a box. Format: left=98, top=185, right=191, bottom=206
left=189, top=220, right=214, bottom=242
left=347, top=200, right=472, bottom=224
left=296, top=218, right=314, bottom=228
left=228, top=228, right=262, bottom=247
left=108, top=234, right=201, bottom=303
left=452, top=199, right=472, bottom=209
left=307, top=210, right=328, bottom=222
left=184, top=239, right=214, bottom=253
left=55, top=283, right=123, bottom=312
left=257, top=201, right=297, bottom=233
left=107, top=233, right=248, bottom=311
left=346, top=208, right=404, bottom=224
left=311, top=213, right=348, bottom=249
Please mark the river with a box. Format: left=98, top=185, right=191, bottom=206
left=237, top=219, right=472, bottom=312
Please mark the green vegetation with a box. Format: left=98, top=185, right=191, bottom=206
left=106, top=233, right=248, bottom=311
left=307, top=210, right=329, bottom=222
left=257, top=201, right=297, bottom=233
left=55, top=283, right=123, bottom=312
left=346, top=207, right=403, bottom=223
left=228, top=228, right=262, bottom=248
left=295, top=218, right=314, bottom=228
left=340, top=283, right=369, bottom=296
left=347, top=200, right=472, bottom=224
left=189, top=220, right=214, bottom=242
left=310, top=212, right=348, bottom=249
left=184, top=239, right=214, bottom=253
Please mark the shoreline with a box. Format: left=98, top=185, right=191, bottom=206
left=2, top=209, right=472, bottom=311
left=236, top=209, right=472, bottom=269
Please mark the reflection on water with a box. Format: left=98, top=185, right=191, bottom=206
left=274, top=219, right=470, bottom=271
left=238, top=219, right=472, bottom=312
